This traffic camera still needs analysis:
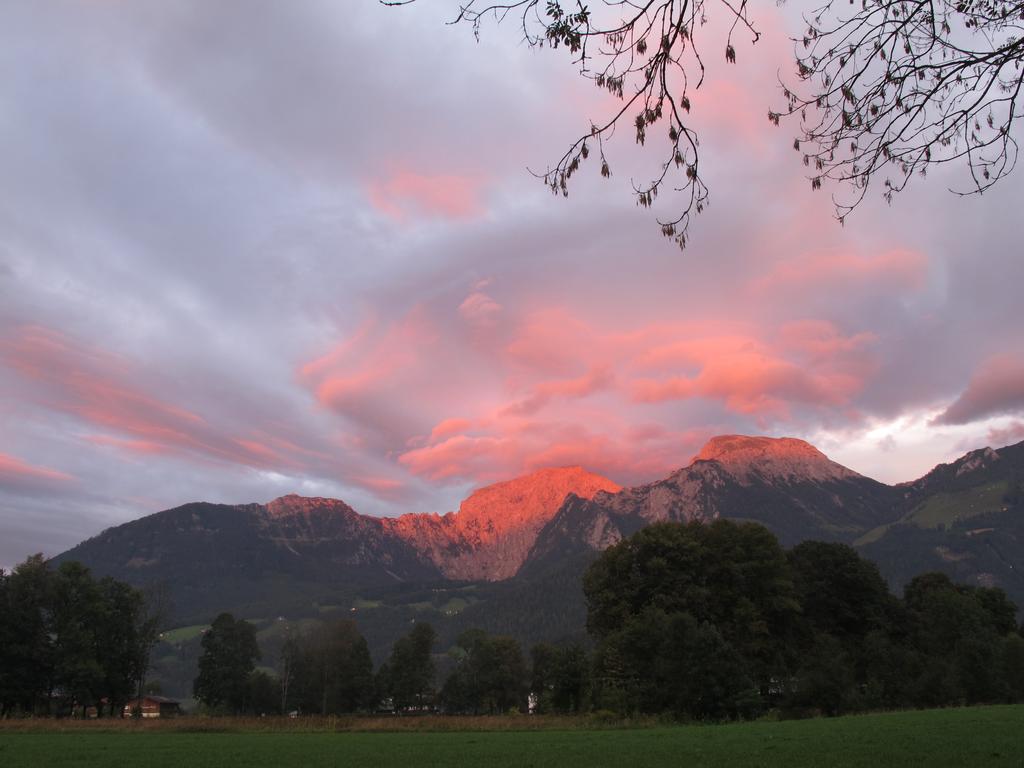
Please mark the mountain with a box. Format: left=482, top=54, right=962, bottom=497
left=856, top=441, right=1024, bottom=598
left=57, top=436, right=1024, bottom=615
left=52, top=434, right=1024, bottom=700
left=384, top=466, right=620, bottom=580
left=521, top=435, right=897, bottom=576
left=55, top=466, right=618, bottom=620
left=55, top=497, right=443, bottom=621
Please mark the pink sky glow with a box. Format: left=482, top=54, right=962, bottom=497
left=0, top=1, right=1023, bottom=566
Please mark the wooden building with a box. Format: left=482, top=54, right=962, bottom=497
left=122, top=696, right=182, bottom=718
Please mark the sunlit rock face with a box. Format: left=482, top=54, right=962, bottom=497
left=692, top=435, right=862, bottom=484
left=384, top=466, right=621, bottom=580
left=258, top=468, right=620, bottom=581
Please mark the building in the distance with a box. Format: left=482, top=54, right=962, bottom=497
left=122, top=696, right=182, bottom=718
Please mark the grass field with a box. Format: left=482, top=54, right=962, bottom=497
left=0, top=706, right=1021, bottom=767
left=157, top=624, right=207, bottom=645
left=856, top=481, right=1010, bottom=546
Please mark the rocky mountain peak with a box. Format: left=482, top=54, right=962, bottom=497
left=692, top=435, right=860, bottom=484
left=384, top=466, right=621, bottom=582
left=453, top=466, right=621, bottom=540
left=264, top=494, right=356, bottom=518
left=955, top=447, right=1001, bottom=477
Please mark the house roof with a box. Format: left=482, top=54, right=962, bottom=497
left=126, top=696, right=180, bottom=705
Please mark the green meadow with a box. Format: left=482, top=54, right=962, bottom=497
left=1, top=705, right=1022, bottom=768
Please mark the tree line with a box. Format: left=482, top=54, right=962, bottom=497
left=5, top=519, right=1024, bottom=719
left=584, top=521, right=1024, bottom=718
left=0, top=555, right=163, bottom=717
left=189, top=519, right=1024, bottom=718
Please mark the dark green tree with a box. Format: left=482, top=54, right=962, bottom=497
left=1003, top=634, right=1024, bottom=702
left=530, top=642, right=589, bottom=714
left=785, top=541, right=900, bottom=712
left=94, top=577, right=146, bottom=716
left=50, top=562, right=104, bottom=714
left=441, top=630, right=527, bottom=714
left=193, top=613, right=260, bottom=713
left=246, top=670, right=281, bottom=715
left=584, top=520, right=799, bottom=716
left=658, top=613, right=760, bottom=719
left=385, top=622, right=436, bottom=711
left=292, top=620, right=374, bottom=714
left=0, top=567, right=15, bottom=716
left=903, top=573, right=1017, bottom=705
left=1, top=557, right=60, bottom=715
left=0, top=556, right=158, bottom=718
left=788, top=541, right=893, bottom=646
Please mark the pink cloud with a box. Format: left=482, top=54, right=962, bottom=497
left=399, top=434, right=517, bottom=483
left=398, top=417, right=711, bottom=487
left=347, top=474, right=410, bottom=501
left=504, top=308, right=596, bottom=377
left=934, top=355, right=1024, bottom=425
left=501, top=366, right=615, bottom=417
left=366, top=170, right=486, bottom=220
left=83, top=434, right=173, bottom=456
left=429, top=417, right=474, bottom=442
left=303, top=308, right=441, bottom=437
left=1, top=326, right=309, bottom=473
left=636, top=335, right=756, bottom=372
left=300, top=299, right=882, bottom=488
left=523, top=424, right=706, bottom=481
left=778, top=320, right=876, bottom=361
left=750, top=249, right=927, bottom=296
left=0, top=452, right=73, bottom=486
left=459, top=291, right=502, bottom=328
left=631, top=354, right=857, bottom=416
left=629, top=321, right=873, bottom=417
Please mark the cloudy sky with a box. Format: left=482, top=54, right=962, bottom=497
left=2, top=1, right=1023, bottom=569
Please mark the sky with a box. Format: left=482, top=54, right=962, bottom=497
left=2, top=1, right=1023, bottom=569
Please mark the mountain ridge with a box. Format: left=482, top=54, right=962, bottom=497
left=53, top=435, right=1024, bottom=628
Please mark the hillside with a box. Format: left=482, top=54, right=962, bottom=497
left=55, top=467, right=618, bottom=622
left=857, top=441, right=1024, bottom=597
left=51, top=435, right=1024, bottom=700
left=521, top=435, right=897, bottom=577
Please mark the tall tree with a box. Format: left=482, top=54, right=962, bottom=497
left=4, top=556, right=57, bottom=715
left=292, top=620, right=374, bottom=715
left=0, top=557, right=159, bottom=717
left=279, top=624, right=301, bottom=714
left=130, top=581, right=172, bottom=717
left=584, top=520, right=799, bottom=716
left=442, top=630, right=527, bottom=714
left=193, top=613, right=261, bottom=713
left=530, top=642, right=590, bottom=713
left=50, top=562, right=104, bottom=714
left=94, top=577, right=145, bottom=717
left=788, top=541, right=894, bottom=647
left=385, top=622, right=437, bottom=711
left=0, top=568, right=14, bottom=716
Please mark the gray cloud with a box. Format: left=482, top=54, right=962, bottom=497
left=933, top=356, right=1024, bottom=425
left=1, top=1, right=1023, bottom=566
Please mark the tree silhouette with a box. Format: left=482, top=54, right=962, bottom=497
left=193, top=613, right=260, bottom=713
left=394, top=0, right=1024, bottom=245
left=777, top=0, right=1024, bottom=221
